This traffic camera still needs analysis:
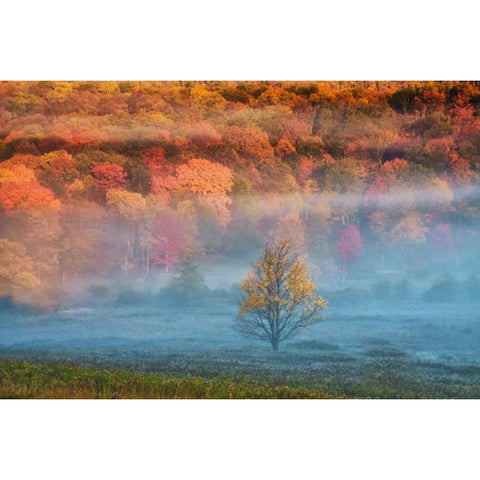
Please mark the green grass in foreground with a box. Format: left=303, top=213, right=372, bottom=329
left=0, top=360, right=334, bottom=399
left=3, top=358, right=480, bottom=399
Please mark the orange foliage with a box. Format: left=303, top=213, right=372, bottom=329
left=175, top=158, right=233, bottom=195
left=1, top=154, right=42, bottom=170
left=93, top=162, right=127, bottom=194
left=275, top=138, right=296, bottom=157
left=297, top=156, right=315, bottom=186
left=0, top=180, right=59, bottom=212
left=223, top=126, right=274, bottom=160
left=175, top=158, right=233, bottom=227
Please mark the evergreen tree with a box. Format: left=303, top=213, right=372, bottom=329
left=164, top=254, right=208, bottom=302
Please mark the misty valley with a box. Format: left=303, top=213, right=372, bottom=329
left=2, top=80, right=480, bottom=398
left=2, top=257, right=480, bottom=398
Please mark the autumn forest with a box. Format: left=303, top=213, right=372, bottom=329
left=2, top=81, right=480, bottom=295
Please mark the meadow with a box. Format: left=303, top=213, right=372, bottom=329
left=2, top=281, right=480, bottom=399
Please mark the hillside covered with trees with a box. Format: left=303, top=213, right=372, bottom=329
left=1, top=81, right=480, bottom=301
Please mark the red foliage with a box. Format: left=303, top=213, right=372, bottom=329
left=380, top=158, right=408, bottom=174
left=149, top=213, right=184, bottom=267
left=283, top=118, right=311, bottom=143
left=297, top=156, right=315, bottom=185
left=93, top=162, right=127, bottom=194
left=364, top=158, right=408, bottom=207
left=425, top=137, right=455, bottom=155
left=14, top=139, right=40, bottom=155
left=40, top=150, right=77, bottom=181
left=143, top=147, right=166, bottom=171
left=448, top=150, right=471, bottom=185
left=150, top=173, right=178, bottom=196
left=364, top=176, right=393, bottom=207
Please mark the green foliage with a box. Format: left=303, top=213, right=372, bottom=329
left=3, top=357, right=480, bottom=399
left=117, top=288, right=150, bottom=305
left=423, top=274, right=459, bottom=303
left=161, top=255, right=208, bottom=303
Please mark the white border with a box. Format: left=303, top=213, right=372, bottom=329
left=1, top=1, right=478, bottom=478
left=1, top=1, right=479, bottom=80
left=1, top=400, right=478, bottom=480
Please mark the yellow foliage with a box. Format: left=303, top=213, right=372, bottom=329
left=0, top=165, right=36, bottom=184
left=0, top=239, right=39, bottom=290
left=237, top=241, right=327, bottom=350
left=106, top=189, right=146, bottom=223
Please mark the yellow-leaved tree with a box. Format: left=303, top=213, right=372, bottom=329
left=236, top=241, right=327, bottom=351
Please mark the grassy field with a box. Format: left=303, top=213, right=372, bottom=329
left=2, top=356, right=480, bottom=399
left=0, top=359, right=335, bottom=399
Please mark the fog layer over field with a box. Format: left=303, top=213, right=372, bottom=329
left=2, top=184, right=480, bottom=390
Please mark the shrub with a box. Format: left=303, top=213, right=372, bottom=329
left=117, top=288, right=149, bottom=305
left=327, top=287, right=371, bottom=305
left=0, top=295, right=15, bottom=312
left=159, top=255, right=209, bottom=304
left=394, top=279, right=411, bottom=299
left=209, top=289, right=231, bottom=299
left=371, top=280, right=391, bottom=300
left=366, top=347, right=407, bottom=359
left=464, top=274, right=480, bottom=301
left=87, top=284, right=110, bottom=299
left=423, top=274, right=459, bottom=303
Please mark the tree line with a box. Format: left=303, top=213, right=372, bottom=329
left=1, top=81, right=480, bottom=297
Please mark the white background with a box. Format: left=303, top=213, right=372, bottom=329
left=1, top=1, right=479, bottom=478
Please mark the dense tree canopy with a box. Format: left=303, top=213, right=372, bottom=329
left=1, top=81, right=480, bottom=292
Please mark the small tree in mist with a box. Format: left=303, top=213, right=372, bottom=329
left=236, top=241, right=327, bottom=351
left=162, top=254, right=208, bottom=303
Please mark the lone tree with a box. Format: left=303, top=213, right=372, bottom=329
left=236, top=241, right=327, bottom=351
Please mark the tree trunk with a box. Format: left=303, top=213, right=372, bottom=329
left=310, top=107, right=320, bottom=135
left=146, top=245, right=150, bottom=277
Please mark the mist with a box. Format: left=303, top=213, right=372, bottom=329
left=2, top=184, right=480, bottom=384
